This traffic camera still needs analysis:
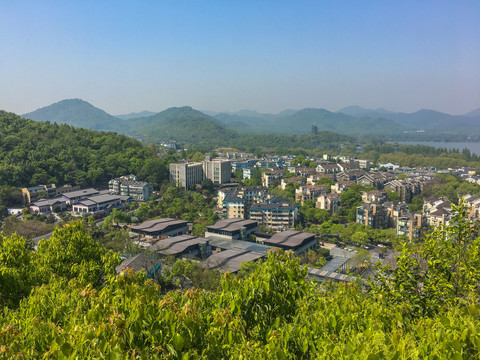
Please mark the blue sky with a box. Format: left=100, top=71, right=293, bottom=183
left=1, top=1, right=479, bottom=115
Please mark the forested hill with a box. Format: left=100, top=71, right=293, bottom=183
left=22, top=99, right=130, bottom=132
left=0, top=111, right=169, bottom=189
left=130, top=106, right=238, bottom=145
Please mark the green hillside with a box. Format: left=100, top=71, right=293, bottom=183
left=0, top=110, right=167, bottom=189
left=22, top=99, right=130, bottom=132
left=131, top=106, right=237, bottom=145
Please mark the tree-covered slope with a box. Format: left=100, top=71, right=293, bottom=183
left=0, top=111, right=167, bottom=188
left=131, top=106, right=237, bottom=145
left=22, top=99, right=130, bottom=132
left=1, top=209, right=479, bottom=358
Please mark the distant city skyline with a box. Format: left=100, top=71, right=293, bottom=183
left=2, top=1, right=479, bottom=116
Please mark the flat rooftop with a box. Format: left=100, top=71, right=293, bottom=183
left=61, top=188, right=99, bottom=199
left=208, top=238, right=271, bottom=254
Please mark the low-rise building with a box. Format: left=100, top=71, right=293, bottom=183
left=361, top=190, right=387, bottom=204
left=203, top=248, right=265, bottom=273
left=256, top=230, right=316, bottom=255
left=128, top=218, right=189, bottom=238
left=71, top=194, right=127, bottom=216
left=205, top=218, right=259, bottom=241
left=59, top=188, right=100, bottom=204
left=150, top=235, right=211, bottom=258
left=316, top=193, right=341, bottom=213
left=30, top=198, right=67, bottom=215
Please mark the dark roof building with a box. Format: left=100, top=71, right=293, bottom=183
left=205, top=218, right=258, bottom=241
left=128, top=218, right=189, bottom=238
left=150, top=235, right=210, bottom=258
left=203, top=248, right=265, bottom=273
left=257, top=230, right=317, bottom=255
left=115, top=253, right=161, bottom=279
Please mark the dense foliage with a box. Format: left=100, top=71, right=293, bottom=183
left=133, top=186, right=218, bottom=237
left=1, top=215, right=480, bottom=358
left=0, top=111, right=170, bottom=189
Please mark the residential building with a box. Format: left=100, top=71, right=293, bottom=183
left=306, top=173, right=334, bottom=185
left=357, top=172, right=395, bottom=189
left=109, top=175, right=153, bottom=201
left=262, top=170, right=284, bottom=187
left=22, top=184, right=56, bottom=205
left=361, top=190, right=387, bottom=204
left=461, top=194, right=480, bottom=221
left=316, top=163, right=341, bottom=174
left=357, top=159, right=371, bottom=170
left=396, top=214, right=426, bottom=240
left=331, top=180, right=356, bottom=194
left=203, top=158, right=231, bottom=185
left=280, top=177, right=304, bottom=190
left=22, top=184, right=80, bottom=205
left=295, top=185, right=327, bottom=205
left=169, top=158, right=231, bottom=188
left=71, top=194, right=127, bottom=216
left=336, top=169, right=367, bottom=182
left=169, top=162, right=204, bottom=189
left=356, top=203, right=388, bottom=229
left=249, top=201, right=299, bottom=231
left=316, top=193, right=341, bottom=213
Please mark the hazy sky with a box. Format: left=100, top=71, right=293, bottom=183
left=1, top=1, right=479, bottom=115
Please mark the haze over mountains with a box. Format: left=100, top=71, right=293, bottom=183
left=20, top=99, right=480, bottom=144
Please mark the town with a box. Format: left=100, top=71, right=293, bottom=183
left=11, top=148, right=480, bottom=286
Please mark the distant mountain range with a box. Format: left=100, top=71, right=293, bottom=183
left=20, top=99, right=480, bottom=145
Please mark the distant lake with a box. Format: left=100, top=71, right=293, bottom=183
left=395, top=141, right=480, bottom=156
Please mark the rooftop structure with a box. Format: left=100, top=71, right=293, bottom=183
left=128, top=218, right=189, bottom=238
left=203, top=248, right=265, bottom=273
left=205, top=218, right=258, bottom=241
left=115, top=253, right=161, bottom=279
left=257, top=230, right=316, bottom=255
left=150, top=235, right=210, bottom=258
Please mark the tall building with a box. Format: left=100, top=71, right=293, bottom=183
left=169, top=158, right=231, bottom=188
left=203, top=158, right=231, bottom=185
left=169, top=162, right=204, bottom=189
left=311, top=123, right=318, bottom=134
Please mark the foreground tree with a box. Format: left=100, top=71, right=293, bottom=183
left=370, top=202, right=480, bottom=317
